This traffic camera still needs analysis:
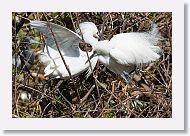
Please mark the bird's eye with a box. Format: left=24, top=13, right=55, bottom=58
left=79, top=41, right=92, bottom=52
left=93, top=33, right=100, bottom=40
left=93, top=50, right=97, bottom=54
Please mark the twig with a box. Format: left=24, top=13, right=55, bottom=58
left=126, top=13, right=151, bottom=32
left=15, top=12, right=31, bottom=35
left=57, top=87, right=73, bottom=108
left=96, top=80, right=119, bottom=101
left=79, top=85, right=95, bottom=106
left=75, top=13, right=101, bottom=99
left=99, top=13, right=107, bottom=40
left=43, top=13, right=80, bottom=100
left=98, top=82, right=115, bottom=117
left=133, top=74, right=151, bottom=91
left=16, top=83, right=66, bottom=107
left=13, top=13, right=19, bottom=116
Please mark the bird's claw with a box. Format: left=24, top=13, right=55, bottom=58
left=122, top=85, right=128, bottom=95
left=71, top=104, right=77, bottom=112
left=35, top=101, right=42, bottom=114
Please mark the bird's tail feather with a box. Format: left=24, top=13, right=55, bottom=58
left=149, top=46, right=163, bottom=55
left=149, top=23, right=162, bottom=46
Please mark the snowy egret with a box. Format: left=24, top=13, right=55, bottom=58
left=12, top=36, right=39, bottom=71
left=30, top=21, right=98, bottom=79
left=80, top=22, right=162, bottom=83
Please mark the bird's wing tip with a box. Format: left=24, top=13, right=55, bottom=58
left=30, top=20, right=47, bottom=28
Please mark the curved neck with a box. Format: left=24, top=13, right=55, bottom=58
left=83, top=33, right=98, bottom=48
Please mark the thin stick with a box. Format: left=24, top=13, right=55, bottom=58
left=13, top=13, right=19, bottom=116
left=57, top=87, right=73, bottom=108
left=16, top=83, right=66, bottom=107
left=43, top=13, right=80, bottom=100
left=75, top=13, right=101, bottom=99
left=133, top=74, right=151, bottom=91
left=79, top=85, right=95, bottom=106
left=15, top=12, right=31, bottom=35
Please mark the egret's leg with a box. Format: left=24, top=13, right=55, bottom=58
left=136, top=64, right=147, bottom=74
left=135, top=64, right=142, bottom=74
left=123, top=72, right=133, bottom=84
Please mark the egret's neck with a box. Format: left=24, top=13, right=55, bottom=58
left=83, top=33, right=99, bottom=48
left=98, top=55, right=109, bottom=66
left=96, top=40, right=110, bottom=55
left=83, top=33, right=110, bottom=56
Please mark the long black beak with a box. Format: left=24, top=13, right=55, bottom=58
left=93, top=33, right=100, bottom=40
left=85, top=52, right=96, bottom=64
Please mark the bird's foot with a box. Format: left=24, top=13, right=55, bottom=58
left=135, top=64, right=142, bottom=74
left=123, top=72, right=133, bottom=84
left=71, top=104, right=77, bottom=112
left=35, top=101, right=42, bottom=114
left=139, top=69, right=146, bottom=73
left=111, top=80, right=118, bottom=91
left=122, top=85, right=128, bottom=95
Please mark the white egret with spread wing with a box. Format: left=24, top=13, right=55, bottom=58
left=30, top=21, right=98, bottom=79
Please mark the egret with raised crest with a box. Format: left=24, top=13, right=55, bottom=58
left=79, top=22, right=162, bottom=83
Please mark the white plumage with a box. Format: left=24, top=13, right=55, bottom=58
left=79, top=22, right=162, bottom=82
left=30, top=21, right=98, bottom=79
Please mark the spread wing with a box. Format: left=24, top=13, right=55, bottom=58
left=30, top=20, right=82, bottom=57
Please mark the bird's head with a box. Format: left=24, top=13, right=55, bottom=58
left=86, top=40, right=109, bottom=63
left=78, top=22, right=99, bottom=41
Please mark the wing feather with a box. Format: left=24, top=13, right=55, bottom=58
left=30, top=20, right=81, bottom=57
left=109, top=49, right=134, bottom=65
left=109, top=33, right=161, bottom=64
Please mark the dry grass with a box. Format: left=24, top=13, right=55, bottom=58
left=12, top=12, right=172, bottom=118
